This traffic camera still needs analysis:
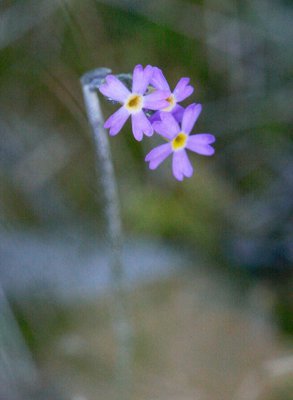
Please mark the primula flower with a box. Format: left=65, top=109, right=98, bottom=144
left=99, top=65, right=169, bottom=141
left=150, top=67, right=194, bottom=123
left=145, top=103, right=215, bottom=181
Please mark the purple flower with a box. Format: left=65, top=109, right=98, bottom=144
left=150, top=67, right=194, bottom=123
left=99, top=65, right=169, bottom=141
left=145, top=103, right=215, bottom=181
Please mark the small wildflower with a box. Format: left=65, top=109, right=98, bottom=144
left=150, top=67, right=194, bottom=123
left=145, top=103, right=215, bottom=181
left=99, top=65, right=169, bottom=141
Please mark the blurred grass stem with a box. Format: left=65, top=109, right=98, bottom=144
left=81, top=68, right=132, bottom=399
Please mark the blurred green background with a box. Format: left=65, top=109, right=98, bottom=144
left=0, top=0, right=292, bottom=399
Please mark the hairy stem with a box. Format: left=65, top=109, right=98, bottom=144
left=81, top=68, right=132, bottom=399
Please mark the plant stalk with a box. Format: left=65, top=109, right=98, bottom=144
left=81, top=68, right=132, bottom=399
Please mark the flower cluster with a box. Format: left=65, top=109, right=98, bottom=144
left=99, top=65, right=215, bottom=181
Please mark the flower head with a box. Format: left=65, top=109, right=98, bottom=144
left=145, top=103, right=215, bottom=181
left=99, top=65, right=169, bottom=141
left=150, top=67, right=194, bottom=123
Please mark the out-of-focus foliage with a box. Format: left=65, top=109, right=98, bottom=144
left=1, top=0, right=292, bottom=273
left=0, top=1, right=292, bottom=399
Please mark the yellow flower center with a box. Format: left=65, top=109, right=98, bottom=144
left=163, top=94, right=176, bottom=111
left=125, top=94, right=143, bottom=113
left=171, top=132, right=187, bottom=151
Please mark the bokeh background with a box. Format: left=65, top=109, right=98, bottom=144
left=0, top=0, right=292, bottom=399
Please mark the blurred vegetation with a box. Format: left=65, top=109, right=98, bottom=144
left=0, top=0, right=292, bottom=316
left=0, top=1, right=292, bottom=399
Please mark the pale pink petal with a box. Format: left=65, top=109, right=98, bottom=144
left=132, top=64, right=153, bottom=94
left=150, top=67, right=170, bottom=91
left=186, top=134, right=215, bottom=155
left=131, top=111, right=153, bottom=141
left=104, top=107, right=129, bottom=136
left=173, top=77, right=194, bottom=102
left=99, top=75, right=130, bottom=102
left=145, top=143, right=172, bottom=169
left=143, top=90, right=170, bottom=110
left=172, top=150, right=193, bottom=181
left=181, top=103, right=202, bottom=134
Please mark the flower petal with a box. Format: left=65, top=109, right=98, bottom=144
left=181, top=103, right=202, bottom=134
left=131, top=111, right=153, bottom=141
left=145, top=143, right=172, bottom=169
left=173, top=77, right=194, bottom=102
left=104, top=107, right=129, bottom=136
left=132, top=64, right=153, bottom=94
left=143, top=90, right=170, bottom=110
left=152, top=120, right=175, bottom=140
left=189, top=133, right=215, bottom=144
left=160, top=112, right=180, bottom=136
left=99, top=75, right=130, bottom=102
left=150, top=67, right=170, bottom=91
left=149, top=110, right=161, bottom=124
left=172, top=104, right=185, bottom=123
left=150, top=104, right=184, bottom=124
left=172, top=150, right=193, bottom=181
left=186, top=134, right=215, bottom=155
